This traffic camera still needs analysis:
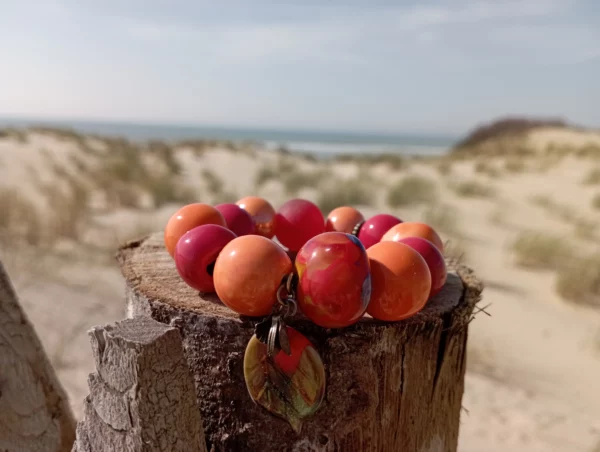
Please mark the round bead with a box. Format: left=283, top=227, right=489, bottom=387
left=236, top=196, right=276, bottom=238
left=174, top=224, right=237, bottom=293
left=325, top=206, right=365, bottom=234
left=367, top=241, right=432, bottom=321
left=215, top=203, right=255, bottom=237
left=164, top=203, right=226, bottom=257
left=274, top=199, right=325, bottom=252
left=295, top=232, right=371, bottom=328
left=381, top=222, right=444, bottom=253
left=357, top=214, right=402, bottom=249
left=398, top=237, right=447, bottom=298
left=213, top=235, right=292, bottom=317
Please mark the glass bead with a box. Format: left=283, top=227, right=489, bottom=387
left=215, top=203, right=255, bottom=237
left=398, top=236, right=447, bottom=298
left=213, top=235, right=291, bottom=316
left=164, top=203, right=226, bottom=257
left=381, top=222, right=444, bottom=253
left=174, top=224, right=237, bottom=293
left=295, top=232, right=371, bottom=328
left=274, top=198, right=325, bottom=252
left=236, top=196, right=276, bottom=238
left=357, top=213, right=402, bottom=249
left=367, top=241, right=431, bottom=321
left=325, top=206, right=365, bottom=234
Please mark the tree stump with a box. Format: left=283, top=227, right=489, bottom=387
left=118, top=233, right=482, bottom=452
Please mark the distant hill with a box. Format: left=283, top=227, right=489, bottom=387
left=449, top=117, right=600, bottom=157
left=453, top=117, right=569, bottom=151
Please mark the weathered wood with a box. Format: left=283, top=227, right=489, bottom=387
left=71, top=317, right=207, bottom=452
left=0, top=259, right=76, bottom=452
left=118, top=233, right=483, bottom=452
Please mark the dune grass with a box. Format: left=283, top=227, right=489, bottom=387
left=556, top=254, right=600, bottom=308
left=504, top=158, right=526, bottom=173
left=452, top=180, right=495, bottom=198
left=510, top=230, right=572, bottom=270
left=474, top=161, right=501, bottom=178
left=0, top=188, right=43, bottom=246
left=592, top=194, right=600, bottom=210
left=317, top=178, right=373, bottom=214
left=387, top=175, right=436, bottom=207
left=422, top=204, right=461, bottom=237
left=582, top=168, right=600, bottom=185
left=334, top=153, right=406, bottom=171
left=435, top=160, right=452, bottom=176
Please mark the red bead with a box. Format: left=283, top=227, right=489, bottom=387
left=398, top=237, right=447, bottom=298
left=274, top=199, right=325, bottom=252
left=215, top=203, right=255, bottom=237
left=325, top=206, right=365, bottom=234
left=174, top=224, right=237, bottom=293
left=367, top=241, right=431, bottom=321
left=357, top=214, right=402, bottom=249
left=295, top=232, right=371, bottom=328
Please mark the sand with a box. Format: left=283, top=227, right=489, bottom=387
left=1, top=127, right=600, bottom=451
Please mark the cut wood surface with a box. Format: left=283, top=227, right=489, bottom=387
left=0, top=259, right=76, bottom=452
left=118, top=233, right=483, bottom=452
left=71, top=317, right=207, bottom=452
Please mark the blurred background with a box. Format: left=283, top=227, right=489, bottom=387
left=1, top=2, right=599, bottom=450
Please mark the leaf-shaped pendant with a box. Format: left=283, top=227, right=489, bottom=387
left=243, top=326, right=326, bottom=433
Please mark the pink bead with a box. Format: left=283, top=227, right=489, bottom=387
left=357, top=214, right=402, bottom=249
left=274, top=199, right=325, bottom=252
left=215, top=203, right=255, bottom=237
left=175, top=224, right=237, bottom=293
left=398, top=236, right=447, bottom=298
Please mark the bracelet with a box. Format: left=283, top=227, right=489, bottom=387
left=164, top=196, right=447, bottom=431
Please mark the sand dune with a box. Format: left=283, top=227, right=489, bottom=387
left=1, top=126, right=600, bottom=451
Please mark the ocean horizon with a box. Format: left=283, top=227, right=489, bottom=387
left=0, top=117, right=458, bottom=158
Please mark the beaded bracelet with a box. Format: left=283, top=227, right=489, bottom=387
left=164, top=196, right=447, bottom=431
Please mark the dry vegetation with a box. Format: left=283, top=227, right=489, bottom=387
left=316, top=178, right=373, bottom=214
left=387, top=175, right=436, bottom=207
left=511, top=230, right=571, bottom=270
left=452, top=180, right=496, bottom=198
left=555, top=255, right=600, bottom=308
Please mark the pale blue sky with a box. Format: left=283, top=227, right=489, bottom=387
left=1, top=0, right=598, bottom=134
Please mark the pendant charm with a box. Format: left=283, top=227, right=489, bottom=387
left=244, top=317, right=326, bottom=432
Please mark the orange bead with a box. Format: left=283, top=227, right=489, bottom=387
left=213, top=235, right=292, bottom=317
left=367, top=241, right=432, bottom=321
left=236, top=196, right=276, bottom=238
left=381, top=222, right=444, bottom=253
left=325, top=206, right=365, bottom=234
left=164, top=203, right=226, bottom=257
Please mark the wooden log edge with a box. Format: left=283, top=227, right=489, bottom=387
left=0, top=259, right=76, bottom=452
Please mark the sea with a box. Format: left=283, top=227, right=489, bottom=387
left=0, top=118, right=457, bottom=159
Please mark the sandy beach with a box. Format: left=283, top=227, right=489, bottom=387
left=2, top=125, right=600, bottom=451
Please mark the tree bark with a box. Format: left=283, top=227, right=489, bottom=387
left=118, top=233, right=483, bottom=452
left=0, top=259, right=76, bottom=452
left=71, top=317, right=207, bottom=452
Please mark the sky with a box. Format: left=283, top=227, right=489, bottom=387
left=0, top=0, right=599, bottom=135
